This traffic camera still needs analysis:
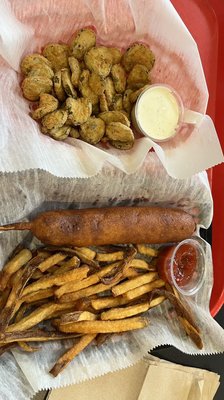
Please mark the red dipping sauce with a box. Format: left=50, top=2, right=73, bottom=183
left=157, top=238, right=205, bottom=296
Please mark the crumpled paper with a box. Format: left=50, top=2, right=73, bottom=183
left=0, top=0, right=223, bottom=179
left=0, top=154, right=223, bottom=399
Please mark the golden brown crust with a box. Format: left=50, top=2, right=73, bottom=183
left=29, top=207, right=196, bottom=247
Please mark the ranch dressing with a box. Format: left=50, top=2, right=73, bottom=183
left=135, top=85, right=181, bottom=141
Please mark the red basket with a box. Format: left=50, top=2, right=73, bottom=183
left=171, top=0, right=224, bottom=316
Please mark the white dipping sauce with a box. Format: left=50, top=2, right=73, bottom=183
left=136, top=86, right=180, bottom=140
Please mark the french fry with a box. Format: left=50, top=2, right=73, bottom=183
left=18, top=341, right=39, bottom=352
left=101, top=303, right=150, bottom=320
left=100, top=247, right=137, bottom=285
left=0, top=329, right=81, bottom=345
left=129, top=259, right=156, bottom=271
left=50, top=334, right=96, bottom=377
left=59, top=282, right=114, bottom=303
left=179, top=317, right=203, bottom=350
left=22, top=266, right=89, bottom=296
left=52, top=256, right=80, bottom=275
left=55, top=275, right=99, bottom=299
left=122, top=279, right=165, bottom=301
left=74, top=247, right=96, bottom=260
left=13, top=288, right=55, bottom=317
left=136, top=245, right=158, bottom=257
left=91, top=296, right=128, bottom=310
left=60, top=311, right=97, bottom=324
left=0, top=249, right=32, bottom=291
left=58, top=316, right=149, bottom=334
left=0, top=262, right=38, bottom=332
left=149, top=296, right=165, bottom=308
left=96, top=251, right=124, bottom=262
left=6, top=302, right=77, bottom=333
left=55, top=262, right=118, bottom=298
left=38, top=253, right=67, bottom=272
left=124, top=269, right=144, bottom=279
left=112, top=272, right=158, bottom=297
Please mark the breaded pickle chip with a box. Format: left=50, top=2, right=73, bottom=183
left=43, top=43, right=69, bottom=71
left=110, top=94, right=123, bottom=111
left=42, top=109, right=68, bottom=130
left=70, top=28, right=96, bottom=60
left=65, top=97, right=92, bottom=125
left=89, top=72, right=105, bottom=95
left=111, top=64, right=126, bottom=93
left=122, top=43, right=155, bottom=72
left=27, top=63, right=54, bottom=79
left=106, top=122, right=134, bottom=142
left=68, top=56, right=81, bottom=87
left=84, top=46, right=112, bottom=78
left=127, top=64, right=150, bottom=89
left=69, top=127, right=80, bottom=138
left=104, top=77, right=115, bottom=106
left=99, top=93, right=109, bottom=112
left=31, top=93, right=58, bottom=120
left=48, top=125, right=71, bottom=140
left=21, top=76, right=53, bottom=101
left=53, top=71, right=66, bottom=102
left=123, top=89, right=133, bottom=115
left=99, top=111, right=130, bottom=127
left=61, top=68, right=77, bottom=98
left=80, top=117, right=105, bottom=144
left=110, top=140, right=134, bottom=150
left=107, top=47, right=122, bottom=64
left=79, top=70, right=98, bottom=105
left=20, top=53, right=52, bottom=75
left=129, top=85, right=150, bottom=103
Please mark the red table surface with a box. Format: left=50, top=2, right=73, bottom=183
left=171, top=0, right=224, bottom=316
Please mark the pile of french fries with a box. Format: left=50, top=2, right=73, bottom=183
left=0, top=243, right=202, bottom=377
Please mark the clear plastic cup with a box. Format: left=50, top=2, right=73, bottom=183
left=157, top=237, right=206, bottom=296
left=170, top=238, right=206, bottom=296
left=132, top=83, right=204, bottom=143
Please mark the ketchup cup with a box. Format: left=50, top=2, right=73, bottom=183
left=157, top=238, right=206, bottom=296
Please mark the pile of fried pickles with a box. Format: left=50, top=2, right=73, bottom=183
left=0, top=242, right=202, bottom=377
left=20, top=28, right=155, bottom=148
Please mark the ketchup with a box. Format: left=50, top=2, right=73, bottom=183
left=157, top=243, right=197, bottom=287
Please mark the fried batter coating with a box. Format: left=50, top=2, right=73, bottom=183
left=69, top=127, right=80, bottom=138
left=48, top=125, right=71, bottom=140
left=21, top=76, right=53, bottom=101
left=127, top=64, right=150, bottom=89
left=110, top=94, right=123, bottom=111
left=89, top=72, right=105, bottom=95
left=27, top=63, right=54, bottom=79
left=104, top=77, right=115, bottom=107
left=84, top=46, right=112, bottom=78
left=99, top=93, right=109, bottom=112
left=43, top=44, right=69, bottom=71
left=92, top=103, right=100, bottom=115
left=122, top=43, right=155, bottom=72
left=65, top=97, right=92, bottom=125
left=107, top=47, right=122, bottom=64
left=110, top=140, right=134, bottom=150
left=68, top=57, right=81, bottom=87
left=53, top=71, right=66, bottom=102
left=31, top=93, right=58, bottom=120
left=79, top=70, right=98, bottom=105
left=129, top=85, right=149, bottom=103
left=106, top=122, right=134, bottom=142
left=70, top=28, right=96, bottom=60
left=61, top=68, right=77, bottom=98
left=99, top=111, right=130, bottom=127
left=80, top=117, right=105, bottom=144
left=42, top=109, right=68, bottom=130
left=111, top=64, right=126, bottom=93
left=123, top=89, right=133, bottom=115
left=20, top=54, right=52, bottom=75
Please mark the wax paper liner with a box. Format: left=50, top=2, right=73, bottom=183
left=0, top=0, right=223, bottom=179
left=0, top=154, right=223, bottom=399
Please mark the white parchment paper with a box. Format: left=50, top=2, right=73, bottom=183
left=0, top=0, right=223, bottom=179
left=0, top=154, right=223, bottom=398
